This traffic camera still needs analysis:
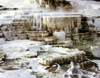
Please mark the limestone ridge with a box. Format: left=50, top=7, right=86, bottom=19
left=0, top=13, right=99, bottom=43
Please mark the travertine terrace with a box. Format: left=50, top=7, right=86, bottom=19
left=0, top=0, right=100, bottom=78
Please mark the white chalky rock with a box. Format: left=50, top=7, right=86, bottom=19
left=65, top=41, right=73, bottom=47
left=3, top=70, right=36, bottom=78
left=67, top=62, right=83, bottom=75
left=1, top=26, right=7, bottom=34
left=40, top=45, right=52, bottom=50
left=91, top=46, right=100, bottom=57
left=4, top=31, right=12, bottom=41
left=54, top=64, right=61, bottom=72
left=53, top=31, right=66, bottom=41
left=7, top=24, right=13, bottom=31
left=0, top=38, right=6, bottom=45
left=38, top=66, right=48, bottom=74
left=0, top=40, right=42, bottom=53
left=11, top=31, right=17, bottom=37
left=28, top=44, right=41, bottom=51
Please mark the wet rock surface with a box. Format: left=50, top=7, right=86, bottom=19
left=0, top=0, right=100, bottom=78
left=0, top=40, right=99, bottom=78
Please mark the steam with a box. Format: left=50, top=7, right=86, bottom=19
left=72, top=0, right=100, bottom=16
left=0, top=0, right=38, bottom=9
left=0, top=0, right=100, bottom=16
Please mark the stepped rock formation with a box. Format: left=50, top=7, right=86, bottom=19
left=42, top=14, right=81, bottom=34
left=0, top=0, right=100, bottom=78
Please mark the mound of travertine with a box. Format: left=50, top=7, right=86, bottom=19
left=0, top=19, right=31, bottom=41
left=42, top=15, right=81, bottom=34
left=38, top=48, right=85, bottom=66
left=25, top=31, right=49, bottom=40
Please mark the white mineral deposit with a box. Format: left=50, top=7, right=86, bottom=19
left=0, top=0, right=100, bottom=78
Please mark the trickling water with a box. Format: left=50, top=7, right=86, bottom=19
left=34, top=0, right=38, bottom=6
left=39, top=15, right=42, bottom=30
left=36, top=16, right=38, bottom=28
left=33, top=16, right=35, bottom=27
